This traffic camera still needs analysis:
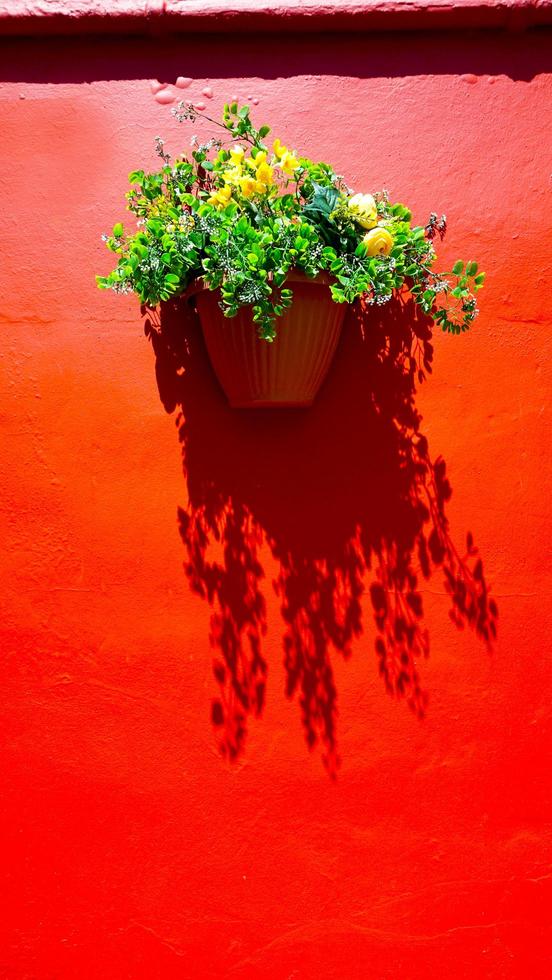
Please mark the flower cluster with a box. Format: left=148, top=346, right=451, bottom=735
left=205, top=138, right=300, bottom=209
left=98, top=101, right=484, bottom=340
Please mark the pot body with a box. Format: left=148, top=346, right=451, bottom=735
left=192, top=272, right=345, bottom=408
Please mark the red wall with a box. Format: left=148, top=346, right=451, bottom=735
left=1, top=22, right=552, bottom=978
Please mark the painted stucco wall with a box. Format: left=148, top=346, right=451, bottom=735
left=1, top=9, right=552, bottom=977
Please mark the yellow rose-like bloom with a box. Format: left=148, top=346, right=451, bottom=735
left=273, top=138, right=287, bottom=159
left=279, top=151, right=299, bottom=176
left=256, top=161, right=274, bottom=186
left=348, top=192, right=378, bottom=230
left=362, top=226, right=394, bottom=256
left=229, top=144, right=245, bottom=165
left=207, top=184, right=232, bottom=208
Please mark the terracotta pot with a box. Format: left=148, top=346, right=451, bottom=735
left=188, top=271, right=345, bottom=408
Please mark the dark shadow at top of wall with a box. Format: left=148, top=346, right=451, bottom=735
left=0, top=29, right=550, bottom=84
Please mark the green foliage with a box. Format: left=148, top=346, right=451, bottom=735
left=98, top=101, right=484, bottom=340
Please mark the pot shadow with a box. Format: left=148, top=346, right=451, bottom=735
left=146, top=294, right=497, bottom=775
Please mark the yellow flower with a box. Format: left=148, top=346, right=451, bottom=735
left=362, top=226, right=394, bottom=256
left=273, top=138, right=287, bottom=159
left=252, top=150, right=266, bottom=170
left=221, top=167, right=241, bottom=185
left=238, top=176, right=257, bottom=198
left=348, top=192, right=378, bottom=230
left=207, top=184, right=233, bottom=208
left=256, top=161, right=274, bottom=186
left=272, top=138, right=299, bottom=174
left=278, top=151, right=299, bottom=176
left=229, top=144, right=245, bottom=165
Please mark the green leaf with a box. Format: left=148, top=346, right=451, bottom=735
left=302, top=183, right=339, bottom=222
left=146, top=218, right=163, bottom=234
left=466, top=261, right=478, bottom=276
left=165, top=274, right=180, bottom=284
left=258, top=125, right=270, bottom=139
left=452, top=260, right=464, bottom=275
left=475, top=272, right=486, bottom=285
left=113, top=223, right=123, bottom=237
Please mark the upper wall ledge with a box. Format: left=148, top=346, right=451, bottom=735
left=1, top=0, right=551, bottom=36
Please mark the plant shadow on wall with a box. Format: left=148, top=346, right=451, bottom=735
left=145, top=297, right=498, bottom=776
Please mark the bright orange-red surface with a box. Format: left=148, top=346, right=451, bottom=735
left=1, top=28, right=552, bottom=978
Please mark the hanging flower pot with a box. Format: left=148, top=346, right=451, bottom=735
left=187, top=271, right=345, bottom=407
left=97, top=99, right=485, bottom=408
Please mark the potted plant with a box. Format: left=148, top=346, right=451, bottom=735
left=97, top=101, right=484, bottom=407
